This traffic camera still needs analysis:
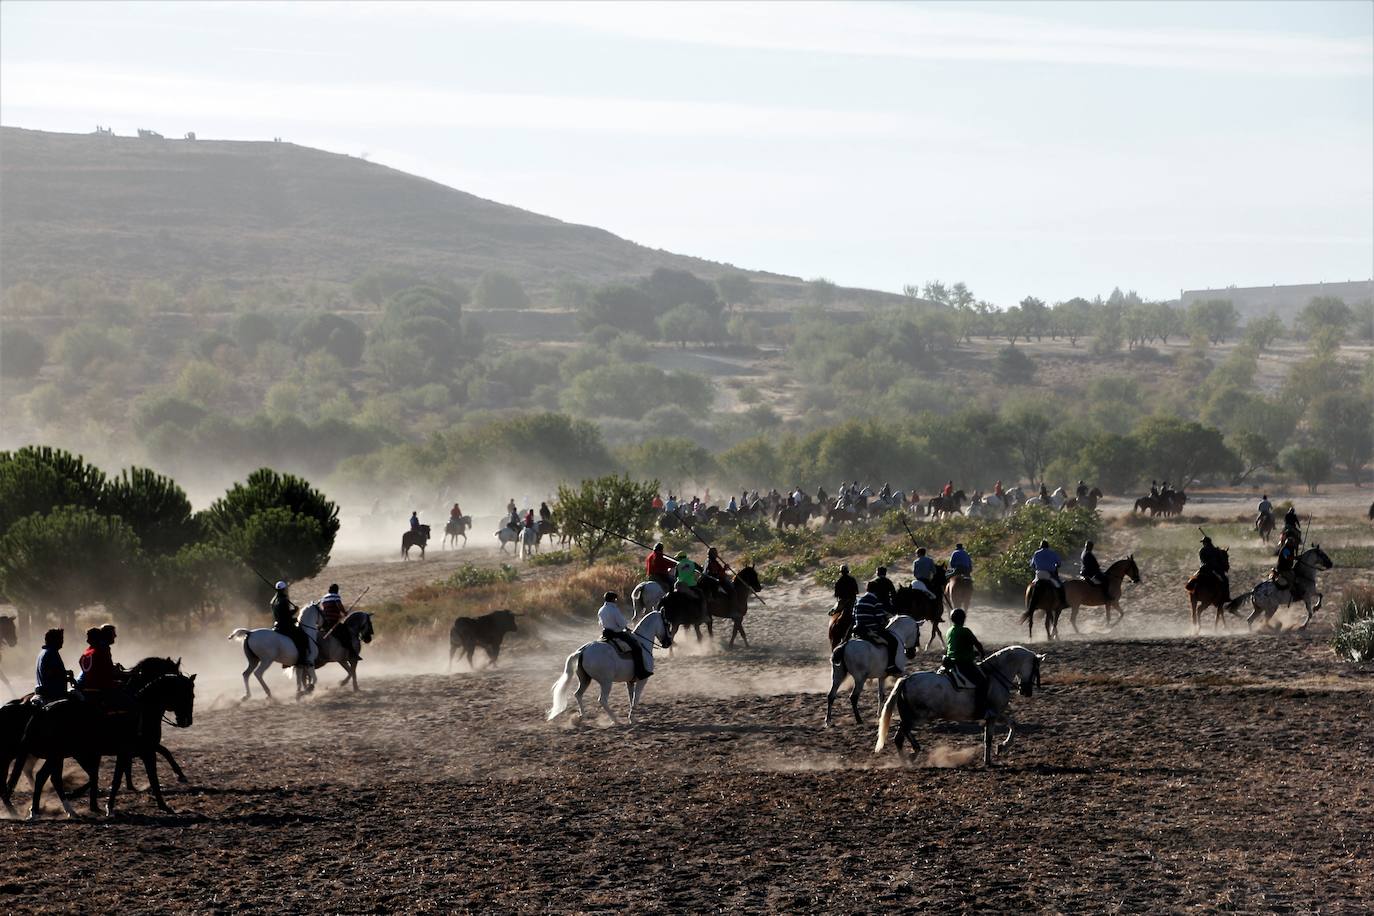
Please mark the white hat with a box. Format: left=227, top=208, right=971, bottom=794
left=275, top=580, right=288, bottom=590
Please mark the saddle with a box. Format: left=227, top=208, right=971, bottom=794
left=601, top=634, right=640, bottom=658
left=939, top=661, right=977, bottom=690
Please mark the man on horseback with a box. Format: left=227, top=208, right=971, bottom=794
left=949, top=544, right=973, bottom=579
left=319, top=584, right=357, bottom=659
left=645, top=543, right=677, bottom=592
left=871, top=566, right=897, bottom=608
left=410, top=511, right=420, bottom=532
left=833, top=564, right=858, bottom=613
left=271, top=581, right=313, bottom=669
left=75, top=627, right=118, bottom=694
left=1256, top=494, right=1272, bottom=528
left=943, top=608, right=992, bottom=720
left=1076, top=480, right=1088, bottom=501
left=1079, top=541, right=1103, bottom=589
left=450, top=502, right=463, bottom=521
left=1030, top=539, right=1066, bottom=608
left=1282, top=505, right=1301, bottom=541
left=539, top=502, right=551, bottom=523
left=852, top=583, right=902, bottom=677
left=1273, top=538, right=1298, bottom=591
left=34, top=628, right=71, bottom=703
left=911, top=547, right=936, bottom=599
left=705, top=547, right=733, bottom=599
left=598, top=592, right=649, bottom=680
left=1198, top=536, right=1230, bottom=605
left=674, top=552, right=702, bottom=609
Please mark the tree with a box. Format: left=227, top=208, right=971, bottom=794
left=994, top=346, right=1036, bottom=385
left=640, top=268, right=722, bottom=317
left=1280, top=445, right=1332, bottom=494
left=808, top=277, right=838, bottom=307
left=715, top=272, right=756, bottom=311
left=1186, top=299, right=1239, bottom=345
left=1, top=327, right=46, bottom=378
left=949, top=282, right=975, bottom=310
left=1311, top=391, right=1373, bottom=485
left=718, top=436, right=783, bottom=486
left=1242, top=314, right=1285, bottom=352
left=1080, top=433, right=1141, bottom=494
left=579, top=284, right=658, bottom=337
left=620, top=438, right=716, bottom=490
left=296, top=314, right=365, bottom=366
left=556, top=475, right=660, bottom=565
left=657, top=303, right=717, bottom=347
left=1019, top=297, right=1048, bottom=340
left=1228, top=430, right=1276, bottom=484
left=1132, top=416, right=1240, bottom=487
left=473, top=271, right=531, bottom=310
left=1001, top=404, right=1056, bottom=486
left=231, top=312, right=277, bottom=356
left=100, top=466, right=200, bottom=557
left=1297, top=296, right=1352, bottom=338
left=922, top=281, right=950, bottom=305
left=203, top=468, right=340, bottom=595
left=0, top=506, right=143, bottom=630
left=0, top=446, right=107, bottom=536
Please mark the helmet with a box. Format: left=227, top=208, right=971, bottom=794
left=603, top=591, right=618, bottom=602
left=1200, top=536, right=1213, bottom=545
left=654, top=543, right=664, bottom=551
left=839, top=565, right=849, bottom=574
left=275, top=580, right=288, bottom=591
left=676, top=552, right=688, bottom=561
left=951, top=608, right=967, bottom=624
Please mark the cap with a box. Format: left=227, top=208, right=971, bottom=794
left=603, top=591, right=618, bottom=602
left=275, top=580, right=288, bottom=590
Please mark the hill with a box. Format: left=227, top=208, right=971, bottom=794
left=0, top=126, right=902, bottom=308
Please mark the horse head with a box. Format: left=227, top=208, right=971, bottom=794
left=138, top=671, right=197, bottom=728
left=1302, top=545, right=1333, bottom=571
left=352, top=612, right=376, bottom=644
left=736, top=565, right=762, bottom=593
left=1122, top=554, right=1141, bottom=584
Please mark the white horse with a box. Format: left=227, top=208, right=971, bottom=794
left=520, top=524, right=539, bottom=559
left=824, top=615, right=923, bottom=726
left=875, top=646, right=1044, bottom=766
left=495, top=526, right=520, bottom=553
left=547, top=611, right=673, bottom=725
left=1004, top=486, right=1026, bottom=507
left=1233, top=546, right=1334, bottom=630
left=965, top=497, right=1000, bottom=520
left=1049, top=487, right=1068, bottom=510
left=630, top=580, right=667, bottom=617
left=229, top=603, right=322, bottom=699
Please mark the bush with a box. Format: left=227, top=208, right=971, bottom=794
left=442, top=564, right=519, bottom=589
left=1, top=327, right=47, bottom=378
left=994, top=346, right=1036, bottom=384
left=53, top=324, right=131, bottom=374
left=473, top=271, right=530, bottom=310
left=232, top=312, right=277, bottom=355
left=1333, top=586, right=1374, bottom=663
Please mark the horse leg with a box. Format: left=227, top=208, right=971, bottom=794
left=625, top=681, right=637, bottom=725
left=825, top=662, right=844, bottom=727
left=735, top=618, right=749, bottom=648
left=573, top=669, right=591, bottom=719
left=983, top=721, right=994, bottom=767
left=1300, top=595, right=1319, bottom=629
left=254, top=659, right=274, bottom=700
left=1069, top=604, right=1081, bottom=635
left=158, top=745, right=187, bottom=784
left=142, top=751, right=171, bottom=813
left=997, top=717, right=1016, bottom=757
left=447, top=643, right=456, bottom=673
left=242, top=649, right=257, bottom=699
left=598, top=679, right=621, bottom=725
left=849, top=673, right=865, bottom=725
left=106, top=755, right=128, bottom=817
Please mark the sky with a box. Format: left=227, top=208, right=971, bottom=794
left=1, top=0, right=1371, bottom=305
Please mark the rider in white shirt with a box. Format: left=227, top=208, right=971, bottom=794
left=598, top=592, right=649, bottom=679
left=1257, top=494, right=1273, bottom=524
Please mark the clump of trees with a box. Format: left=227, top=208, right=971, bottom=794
left=556, top=475, right=660, bottom=565
left=0, top=446, right=339, bottom=636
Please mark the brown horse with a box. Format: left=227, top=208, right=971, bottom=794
left=1063, top=487, right=1103, bottom=511
left=827, top=601, right=854, bottom=650
left=1021, top=579, right=1067, bottom=641
left=927, top=490, right=966, bottom=518
left=1255, top=513, right=1275, bottom=544
left=402, top=524, right=431, bottom=560
left=944, top=574, right=973, bottom=612
left=895, top=575, right=948, bottom=650
left=1063, top=556, right=1140, bottom=634
left=705, top=566, right=762, bottom=647
left=1184, top=551, right=1240, bottom=633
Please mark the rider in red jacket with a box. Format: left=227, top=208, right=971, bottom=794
left=645, top=543, right=678, bottom=590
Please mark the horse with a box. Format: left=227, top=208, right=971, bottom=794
left=495, top=525, right=522, bottom=553
left=945, top=573, right=974, bottom=612
left=402, top=524, right=431, bottom=560
left=631, top=579, right=669, bottom=618
left=1232, top=546, right=1334, bottom=630
left=705, top=566, right=761, bottom=647
left=1061, top=556, right=1140, bottom=634
left=824, top=615, right=923, bottom=726
left=443, top=515, right=471, bottom=548
left=775, top=503, right=812, bottom=530
left=1184, top=565, right=1241, bottom=633
left=658, top=587, right=713, bottom=643
left=965, top=497, right=1001, bottom=520
left=874, top=646, right=1044, bottom=767
left=535, top=518, right=558, bottom=545
left=927, top=490, right=966, bottom=518
left=520, top=524, right=539, bottom=559
left=1255, top=512, right=1275, bottom=544
left=449, top=610, right=518, bottom=670
left=228, top=603, right=323, bottom=699
left=546, top=611, right=673, bottom=725
left=1048, top=486, right=1069, bottom=510
left=0, top=615, right=16, bottom=696
left=897, top=574, right=949, bottom=650
left=1063, top=487, right=1102, bottom=511
left=13, top=668, right=196, bottom=818
left=827, top=600, right=854, bottom=650
left=314, top=612, right=374, bottom=691
left=1021, top=578, right=1068, bottom=641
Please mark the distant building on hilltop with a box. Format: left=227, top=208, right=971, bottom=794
left=1180, top=279, right=1373, bottom=321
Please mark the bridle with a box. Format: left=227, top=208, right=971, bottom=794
left=128, top=673, right=193, bottom=730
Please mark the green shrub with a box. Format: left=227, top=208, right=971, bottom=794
left=442, top=563, right=519, bottom=588
left=528, top=550, right=574, bottom=568
left=1333, top=586, right=1374, bottom=663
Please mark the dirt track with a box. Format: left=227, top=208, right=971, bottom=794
left=4, top=552, right=1373, bottom=914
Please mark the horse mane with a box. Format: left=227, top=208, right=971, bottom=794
left=129, top=656, right=179, bottom=675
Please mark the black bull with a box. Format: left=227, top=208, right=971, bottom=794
left=449, top=610, right=518, bottom=670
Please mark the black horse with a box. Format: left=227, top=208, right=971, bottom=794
left=402, top=524, right=431, bottom=560
left=8, top=661, right=196, bottom=818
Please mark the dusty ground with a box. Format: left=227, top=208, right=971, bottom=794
left=3, top=501, right=1372, bottom=914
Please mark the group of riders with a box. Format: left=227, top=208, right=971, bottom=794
left=1193, top=497, right=1306, bottom=607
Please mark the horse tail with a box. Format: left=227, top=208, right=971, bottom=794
left=1019, top=585, right=1036, bottom=624
left=830, top=642, right=847, bottom=669
left=874, top=679, right=902, bottom=753
left=1225, top=593, right=1250, bottom=613
left=547, top=649, right=581, bottom=720
left=228, top=628, right=253, bottom=640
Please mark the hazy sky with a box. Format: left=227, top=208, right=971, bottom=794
left=2, top=1, right=1371, bottom=304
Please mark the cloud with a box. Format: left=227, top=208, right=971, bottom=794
left=0, top=60, right=931, bottom=139
left=359, top=1, right=1373, bottom=76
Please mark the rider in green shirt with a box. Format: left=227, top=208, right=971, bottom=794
left=674, top=553, right=700, bottom=588
left=944, top=608, right=992, bottom=719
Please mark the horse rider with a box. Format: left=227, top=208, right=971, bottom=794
left=450, top=502, right=463, bottom=521
left=320, top=583, right=353, bottom=655
left=506, top=498, right=517, bottom=517
left=1079, top=541, right=1104, bottom=589
left=1030, top=539, right=1066, bottom=607
left=598, top=592, right=650, bottom=681
left=665, top=494, right=678, bottom=514
left=674, top=552, right=702, bottom=608
left=943, top=608, right=993, bottom=720
left=1256, top=494, right=1273, bottom=529
left=272, top=580, right=313, bottom=669
left=942, top=480, right=954, bottom=499
left=949, top=543, right=973, bottom=579
left=833, top=564, right=858, bottom=614
left=34, top=628, right=73, bottom=704
left=852, top=582, right=903, bottom=677
left=1039, top=482, right=1050, bottom=502
left=879, top=482, right=892, bottom=501
left=1282, top=505, right=1301, bottom=541
left=1076, top=480, right=1088, bottom=501
left=75, top=625, right=126, bottom=707
left=1273, top=538, right=1298, bottom=592
left=410, top=511, right=421, bottom=532
left=652, top=493, right=664, bottom=511
left=911, top=547, right=937, bottom=599
left=705, top=547, right=733, bottom=599
left=523, top=508, right=535, bottom=531
left=645, top=543, right=677, bottom=592
left=871, top=566, right=898, bottom=608
left=993, top=479, right=1004, bottom=501
left=816, top=486, right=828, bottom=506
left=727, top=495, right=738, bottom=514
left=1198, top=536, right=1230, bottom=604
left=539, top=502, right=551, bottom=523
